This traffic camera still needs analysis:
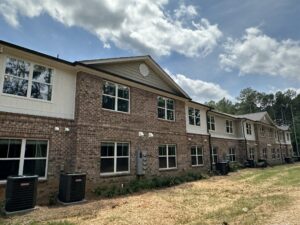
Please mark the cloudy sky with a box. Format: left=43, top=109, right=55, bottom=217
left=1, top=0, right=300, bottom=103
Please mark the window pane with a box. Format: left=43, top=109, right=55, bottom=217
left=25, top=141, right=36, bottom=158
left=117, top=99, right=129, bottom=112
left=168, top=146, right=176, bottom=155
left=189, top=116, right=194, bottom=125
left=191, top=156, right=197, bottom=165
left=32, top=65, right=52, bottom=84
left=157, top=97, right=165, bottom=107
left=102, top=95, right=115, bottom=110
left=36, top=141, right=47, bottom=157
left=191, top=147, right=196, bottom=155
left=101, top=143, right=114, bottom=156
left=159, top=157, right=167, bottom=168
left=211, top=124, right=215, bottom=130
left=23, top=159, right=46, bottom=177
left=168, top=157, right=176, bottom=168
left=116, top=158, right=129, bottom=172
left=167, top=110, right=174, bottom=120
left=198, top=156, right=203, bottom=164
left=5, top=58, right=30, bottom=78
left=117, top=143, right=129, bottom=156
left=103, top=82, right=116, bottom=96
left=8, top=140, right=22, bottom=158
left=195, top=117, right=200, bottom=126
left=197, top=147, right=203, bottom=155
left=159, top=146, right=166, bottom=156
left=158, top=108, right=165, bottom=119
left=0, top=160, right=20, bottom=180
left=188, top=107, right=194, bottom=117
left=31, top=82, right=52, bottom=101
left=118, top=85, right=129, bottom=99
left=100, top=158, right=114, bottom=173
left=195, top=109, right=200, bottom=118
left=3, top=76, right=28, bottom=96
left=167, top=99, right=174, bottom=110
left=0, top=139, right=9, bottom=158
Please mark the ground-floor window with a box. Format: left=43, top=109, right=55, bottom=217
left=228, top=147, right=236, bottom=162
left=0, top=138, right=48, bottom=181
left=159, top=144, right=177, bottom=169
left=262, top=148, right=267, bottom=159
left=271, top=149, right=276, bottom=159
left=277, top=149, right=281, bottom=159
left=211, top=147, right=218, bottom=164
left=249, top=148, right=255, bottom=160
left=100, top=142, right=130, bottom=175
left=191, top=146, right=203, bottom=166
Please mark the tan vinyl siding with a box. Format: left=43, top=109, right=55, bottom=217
left=91, top=61, right=179, bottom=95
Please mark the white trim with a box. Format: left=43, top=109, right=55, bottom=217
left=0, top=138, right=49, bottom=181
left=158, top=144, right=177, bottom=170
left=191, top=145, right=204, bottom=166
left=100, top=142, right=130, bottom=175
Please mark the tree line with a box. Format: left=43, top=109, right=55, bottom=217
left=206, top=88, right=300, bottom=155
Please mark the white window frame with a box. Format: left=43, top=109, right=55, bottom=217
left=157, top=96, right=175, bottom=121
left=271, top=149, right=276, bottom=159
left=249, top=148, right=255, bottom=160
left=102, top=81, right=130, bottom=113
left=158, top=144, right=177, bottom=170
left=1, top=56, right=54, bottom=102
left=268, top=128, right=273, bottom=138
left=0, top=138, right=49, bottom=183
left=211, top=146, right=218, bottom=164
left=100, top=142, right=130, bottom=176
left=262, top=148, right=267, bottom=159
left=286, top=133, right=290, bottom=141
left=188, top=107, right=201, bottom=126
left=226, top=120, right=233, bottom=134
left=208, top=115, right=215, bottom=131
left=228, top=147, right=236, bottom=162
left=246, top=123, right=252, bottom=135
left=191, top=145, right=204, bottom=166
left=260, top=126, right=265, bottom=137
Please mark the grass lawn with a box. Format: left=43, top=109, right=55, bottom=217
left=1, top=163, right=300, bottom=225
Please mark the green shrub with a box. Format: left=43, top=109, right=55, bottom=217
left=94, top=172, right=205, bottom=198
left=229, top=162, right=243, bottom=172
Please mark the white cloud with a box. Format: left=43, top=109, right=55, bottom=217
left=0, top=0, right=222, bottom=58
left=219, top=27, right=300, bottom=80
left=174, top=3, right=197, bottom=19
left=165, top=69, right=232, bottom=102
left=268, top=87, right=300, bottom=96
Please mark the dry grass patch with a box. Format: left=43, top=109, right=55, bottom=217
left=1, top=163, right=300, bottom=225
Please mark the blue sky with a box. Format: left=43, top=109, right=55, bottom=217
left=1, top=0, right=300, bottom=103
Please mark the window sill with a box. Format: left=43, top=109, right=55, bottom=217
left=100, top=172, right=130, bottom=177
left=159, top=167, right=177, bottom=171
left=102, top=107, right=130, bottom=115
left=1, top=93, right=53, bottom=104
left=191, top=164, right=204, bottom=167
left=157, top=118, right=175, bottom=123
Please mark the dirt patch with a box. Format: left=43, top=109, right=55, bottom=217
left=2, top=164, right=300, bottom=225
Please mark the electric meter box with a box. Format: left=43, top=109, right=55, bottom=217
left=136, top=150, right=147, bottom=175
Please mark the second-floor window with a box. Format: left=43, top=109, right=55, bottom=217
left=286, top=133, right=290, bottom=141
left=268, top=128, right=273, bottom=138
left=3, top=57, right=53, bottom=101
left=102, top=81, right=129, bottom=113
left=260, top=126, right=265, bottom=137
left=246, top=123, right=252, bottom=135
left=188, top=107, right=200, bottom=126
left=226, top=120, right=233, bottom=133
left=157, top=97, right=175, bottom=121
left=207, top=115, right=215, bottom=131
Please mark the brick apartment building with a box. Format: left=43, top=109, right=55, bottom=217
left=0, top=41, right=294, bottom=203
